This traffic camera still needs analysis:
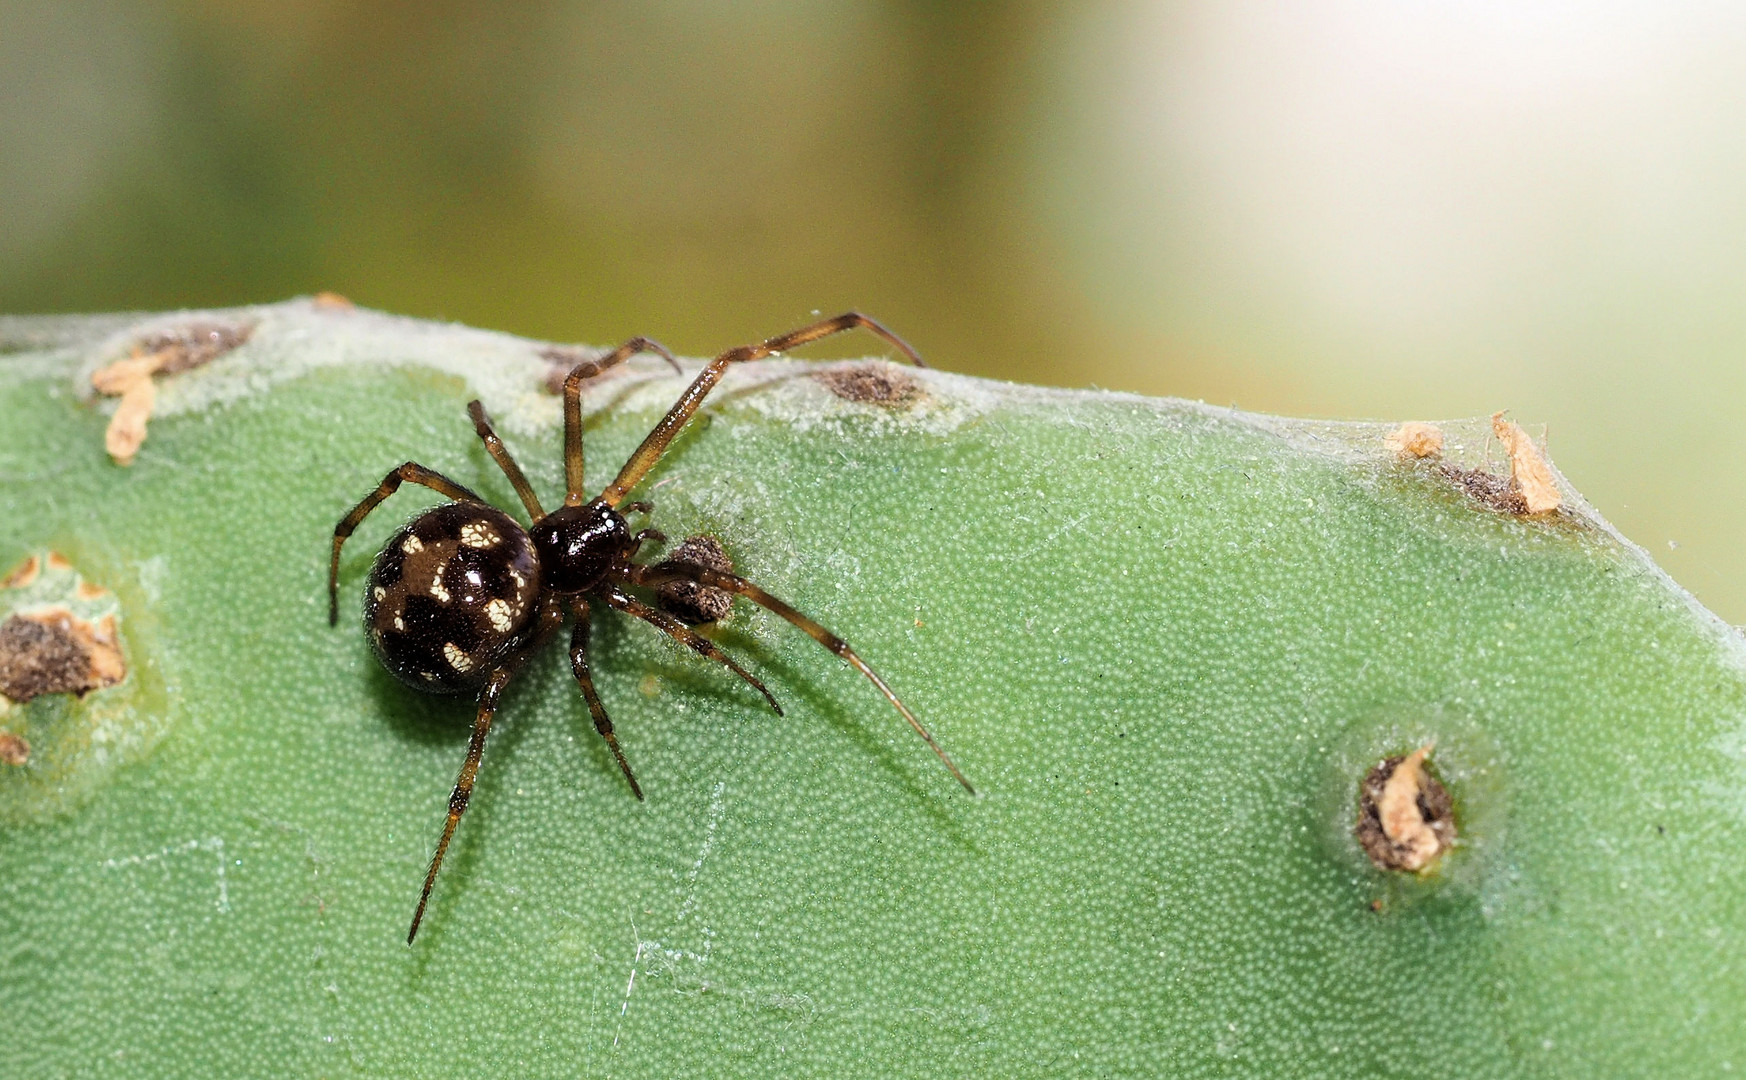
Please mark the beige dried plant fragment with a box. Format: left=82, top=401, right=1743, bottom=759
left=1491, top=412, right=1561, bottom=515
left=1385, top=421, right=1444, bottom=460
left=90, top=323, right=252, bottom=465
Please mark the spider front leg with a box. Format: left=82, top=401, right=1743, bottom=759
left=562, top=338, right=680, bottom=507
left=328, top=462, right=486, bottom=626
left=597, top=313, right=923, bottom=508
left=568, top=598, right=643, bottom=801
left=620, top=561, right=974, bottom=794
left=467, top=400, right=545, bottom=520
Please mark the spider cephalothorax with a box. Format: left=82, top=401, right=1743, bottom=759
left=527, top=500, right=635, bottom=593
left=327, top=313, right=973, bottom=944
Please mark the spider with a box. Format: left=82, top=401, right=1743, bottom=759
left=327, top=313, right=974, bottom=944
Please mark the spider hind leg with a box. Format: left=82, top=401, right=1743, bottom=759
left=621, top=562, right=973, bottom=794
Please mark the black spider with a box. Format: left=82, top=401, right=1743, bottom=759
left=327, top=314, right=973, bottom=943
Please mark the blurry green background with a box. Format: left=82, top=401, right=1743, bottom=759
left=6, top=1, right=1746, bottom=621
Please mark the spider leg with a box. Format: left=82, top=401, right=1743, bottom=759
left=621, top=562, right=973, bottom=794
left=466, top=400, right=545, bottom=521
left=598, top=313, right=922, bottom=507
left=407, top=663, right=514, bottom=945
left=568, top=598, right=643, bottom=801
left=406, top=597, right=564, bottom=944
left=328, top=462, right=486, bottom=626
left=563, top=337, right=681, bottom=507
left=599, top=584, right=783, bottom=716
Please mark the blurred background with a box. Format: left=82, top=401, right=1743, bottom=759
left=6, top=1, right=1746, bottom=620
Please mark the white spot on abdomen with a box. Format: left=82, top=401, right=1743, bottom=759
left=401, top=535, right=424, bottom=555
left=443, top=642, right=474, bottom=672
left=429, top=564, right=450, bottom=603
left=485, top=598, right=514, bottom=632
left=460, top=521, right=501, bottom=549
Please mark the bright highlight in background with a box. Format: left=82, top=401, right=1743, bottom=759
left=1039, top=0, right=1746, bottom=619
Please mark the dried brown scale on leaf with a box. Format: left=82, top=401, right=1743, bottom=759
left=0, top=731, right=27, bottom=766
left=0, top=552, right=150, bottom=820
left=2, top=552, right=126, bottom=703
left=812, top=363, right=921, bottom=407
left=90, top=320, right=254, bottom=464
left=0, top=610, right=126, bottom=704
left=134, top=322, right=254, bottom=375
left=654, top=536, right=736, bottom=624
left=0, top=616, right=89, bottom=703
left=1355, top=745, right=1456, bottom=872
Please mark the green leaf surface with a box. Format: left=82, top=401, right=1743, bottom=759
left=2, top=301, right=1743, bottom=1078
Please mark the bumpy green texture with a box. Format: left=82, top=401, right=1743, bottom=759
left=3, top=302, right=1744, bottom=1078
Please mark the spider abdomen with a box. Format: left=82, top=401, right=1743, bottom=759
left=364, top=502, right=542, bottom=693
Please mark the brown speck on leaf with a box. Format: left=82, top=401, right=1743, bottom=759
left=0, top=609, right=127, bottom=704
left=1, top=555, right=41, bottom=590
left=1491, top=412, right=1561, bottom=514
left=813, top=363, right=919, bottom=407
left=90, top=321, right=254, bottom=464
left=1356, top=745, right=1456, bottom=873
left=1439, top=463, right=1529, bottom=514
left=1385, top=421, right=1444, bottom=460
left=0, top=731, right=27, bottom=766
left=312, top=291, right=354, bottom=309
left=654, top=536, right=736, bottom=624
left=45, top=552, right=73, bottom=572
left=134, top=322, right=253, bottom=375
